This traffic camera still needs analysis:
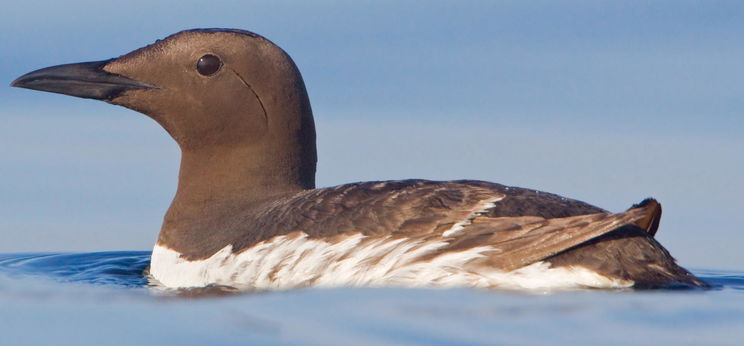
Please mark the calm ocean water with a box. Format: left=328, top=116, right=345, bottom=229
left=0, top=252, right=742, bottom=345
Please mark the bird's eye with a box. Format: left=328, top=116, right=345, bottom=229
left=196, top=54, right=222, bottom=76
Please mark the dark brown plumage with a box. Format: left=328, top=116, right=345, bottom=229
left=11, top=29, right=706, bottom=289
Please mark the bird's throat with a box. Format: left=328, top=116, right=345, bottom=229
left=160, top=145, right=309, bottom=249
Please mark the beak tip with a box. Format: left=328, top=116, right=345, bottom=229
left=10, top=72, right=34, bottom=89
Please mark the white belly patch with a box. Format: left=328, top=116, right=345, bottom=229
left=149, top=232, right=633, bottom=291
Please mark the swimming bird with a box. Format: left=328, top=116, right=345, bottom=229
left=11, top=29, right=705, bottom=290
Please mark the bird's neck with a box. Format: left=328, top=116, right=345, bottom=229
left=162, top=144, right=311, bottom=233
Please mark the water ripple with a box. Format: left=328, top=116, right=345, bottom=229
left=694, top=269, right=744, bottom=291
left=0, top=252, right=150, bottom=287
left=1, top=252, right=743, bottom=292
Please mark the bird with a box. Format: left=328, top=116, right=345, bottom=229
left=11, top=29, right=706, bottom=290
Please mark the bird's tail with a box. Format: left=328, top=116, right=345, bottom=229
left=547, top=198, right=708, bottom=288
left=628, top=198, right=662, bottom=236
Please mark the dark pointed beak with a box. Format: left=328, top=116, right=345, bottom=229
left=11, top=60, right=154, bottom=101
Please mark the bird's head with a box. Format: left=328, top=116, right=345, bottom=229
left=12, top=29, right=317, bottom=188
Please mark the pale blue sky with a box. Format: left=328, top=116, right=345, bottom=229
left=0, top=1, right=742, bottom=269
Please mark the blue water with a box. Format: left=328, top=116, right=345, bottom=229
left=1, top=252, right=743, bottom=345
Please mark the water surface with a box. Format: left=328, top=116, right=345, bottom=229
left=1, top=252, right=742, bottom=345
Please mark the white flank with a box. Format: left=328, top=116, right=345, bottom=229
left=442, top=196, right=505, bottom=237
left=149, top=232, right=633, bottom=290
